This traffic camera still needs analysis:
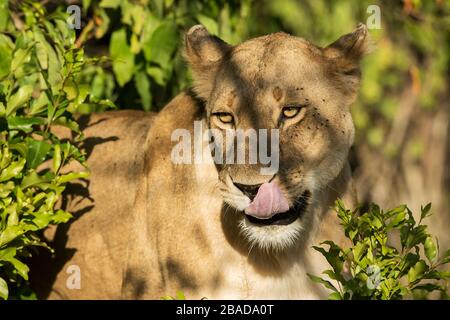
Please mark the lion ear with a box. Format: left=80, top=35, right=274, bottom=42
left=323, top=23, right=373, bottom=103
left=184, top=25, right=231, bottom=101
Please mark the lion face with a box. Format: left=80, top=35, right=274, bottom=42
left=185, top=24, right=369, bottom=251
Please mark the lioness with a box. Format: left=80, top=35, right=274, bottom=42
left=32, top=23, right=370, bottom=299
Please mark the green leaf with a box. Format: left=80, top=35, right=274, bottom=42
left=143, top=21, right=178, bottom=67
left=82, top=0, right=92, bottom=11
left=53, top=117, right=81, bottom=133
left=196, top=14, right=219, bottom=36
left=408, top=260, right=428, bottom=283
left=0, top=34, right=13, bottom=78
left=315, top=241, right=344, bottom=274
left=328, top=292, right=342, bottom=300
left=352, top=242, right=367, bottom=262
left=176, top=290, right=186, bottom=300
left=404, top=225, right=428, bottom=249
left=56, top=171, right=90, bottom=184
left=438, top=271, right=450, bottom=278
left=0, top=247, right=16, bottom=261
left=134, top=70, right=151, bottom=111
left=26, top=140, right=52, bottom=169
left=51, top=209, right=73, bottom=224
left=307, top=274, right=338, bottom=292
left=131, top=35, right=140, bottom=53
left=21, top=171, right=53, bottom=189
left=75, top=84, right=90, bottom=105
left=11, top=48, right=30, bottom=72
left=63, top=79, right=78, bottom=100
left=0, top=180, right=14, bottom=197
left=16, top=286, right=37, bottom=300
left=35, top=36, right=48, bottom=70
left=322, top=269, right=337, bottom=280
left=110, top=28, right=134, bottom=86
left=412, top=283, right=442, bottom=292
left=29, top=93, right=49, bottom=115
left=9, top=142, right=27, bottom=157
left=387, top=210, right=406, bottom=229
left=6, top=85, right=34, bottom=116
left=7, top=208, right=19, bottom=226
left=129, top=5, right=145, bottom=35
left=9, top=257, right=29, bottom=280
left=100, top=0, right=122, bottom=8
left=94, top=8, right=110, bottom=39
left=420, top=203, right=432, bottom=220
left=52, top=144, right=61, bottom=173
left=141, top=13, right=160, bottom=46
left=0, top=277, right=8, bottom=300
left=424, top=237, right=437, bottom=263
left=402, top=252, right=420, bottom=273
left=0, top=158, right=26, bottom=182
left=32, top=213, right=54, bottom=229
left=0, top=226, right=27, bottom=247
left=422, top=270, right=441, bottom=280
left=7, top=117, right=46, bottom=133
left=146, top=65, right=167, bottom=86
left=442, top=249, right=450, bottom=264
left=0, top=0, right=9, bottom=31
left=34, top=28, right=62, bottom=91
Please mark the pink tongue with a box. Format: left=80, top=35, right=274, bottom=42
left=244, top=181, right=289, bottom=219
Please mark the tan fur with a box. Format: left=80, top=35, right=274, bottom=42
left=32, top=24, right=370, bottom=299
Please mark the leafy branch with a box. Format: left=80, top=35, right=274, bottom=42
left=0, top=1, right=102, bottom=299
left=308, top=200, right=450, bottom=300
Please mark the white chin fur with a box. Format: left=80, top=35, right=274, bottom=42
left=238, top=216, right=304, bottom=252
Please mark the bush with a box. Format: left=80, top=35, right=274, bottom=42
left=0, top=1, right=100, bottom=299
left=76, top=0, right=251, bottom=110
left=309, top=201, right=450, bottom=300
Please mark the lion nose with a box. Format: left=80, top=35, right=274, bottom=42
left=234, top=182, right=262, bottom=201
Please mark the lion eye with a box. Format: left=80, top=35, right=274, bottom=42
left=282, top=106, right=302, bottom=119
left=214, top=112, right=234, bottom=124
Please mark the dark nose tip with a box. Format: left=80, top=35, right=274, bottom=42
left=234, top=182, right=262, bottom=201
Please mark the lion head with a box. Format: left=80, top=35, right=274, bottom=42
left=184, top=24, right=370, bottom=251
